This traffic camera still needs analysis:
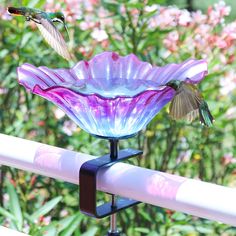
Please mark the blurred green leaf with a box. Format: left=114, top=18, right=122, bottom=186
left=171, top=225, right=195, bottom=232
left=20, top=32, right=33, bottom=49
left=126, top=2, right=145, bottom=9
left=139, top=210, right=152, bottom=222
left=7, top=181, right=23, bottom=231
left=148, top=232, right=160, bottom=236
left=101, top=0, right=120, bottom=13
left=30, top=196, right=62, bottom=221
left=171, top=212, right=187, bottom=221
left=57, top=214, right=79, bottom=233
left=0, top=206, right=16, bottom=221
left=0, top=49, right=9, bottom=58
left=40, top=225, right=57, bottom=236
left=60, top=213, right=82, bottom=236
left=81, top=226, right=98, bottom=236
left=196, top=226, right=214, bottom=234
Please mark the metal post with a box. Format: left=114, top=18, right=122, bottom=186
left=107, top=195, right=120, bottom=236
left=108, top=139, right=120, bottom=236
left=109, top=139, right=118, bottom=159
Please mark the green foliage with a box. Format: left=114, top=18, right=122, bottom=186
left=29, top=196, right=62, bottom=221
left=0, top=0, right=236, bottom=235
left=7, top=180, right=23, bottom=231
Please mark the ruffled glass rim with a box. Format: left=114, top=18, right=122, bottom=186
left=17, top=52, right=208, bottom=99
left=32, top=84, right=171, bottom=100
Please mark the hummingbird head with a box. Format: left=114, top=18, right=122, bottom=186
left=49, top=12, right=69, bottom=37
left=50, top=12, right=66, bottom=24
left=166, top=80, right=182, bottom=90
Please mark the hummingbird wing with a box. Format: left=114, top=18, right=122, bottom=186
left=169, top=83, right=201, bottom=122
left=35, top=16, right=72, bottom=61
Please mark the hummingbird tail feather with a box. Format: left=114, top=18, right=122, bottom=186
left=199, top=101, right=214, bottom=127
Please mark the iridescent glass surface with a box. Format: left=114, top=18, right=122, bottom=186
left=17, top=52, right=207, bottom=138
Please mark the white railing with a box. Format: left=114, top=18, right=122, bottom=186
left=0, top=133, right=236, bottom=226
left=0, top=226, right=29, bottom=236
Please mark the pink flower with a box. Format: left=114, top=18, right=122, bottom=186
left=163, top=31, right=179, bottom=52
left=226, top=106, right=236, bottom=119
left=91, top=29, right=108, bottom=42
left=0, top=87, right=8, bottom=95
left=54, top=108, right=65, bottom=119
left=79, top=21, right=96, bottom=31
left=207, top=1, right=231, bottom=26
left=148, top=5, right=192, bottom=29
left=191, top=10, right=207, bottom=24
left=178, top=9, right=192, bottom=26
left=214, top=0, right=231, bottom=17
left=39, top=216, right=51, bottom=225
left=60, top=209, right=69, bottom=217
left=0, top=6, right=12, bottom=20
left=215, top=36, right=228, bottom=49
left=221, top=154, right=236, bottom=166
left=176, top=150, right=192, bottom=164
left=62, top=120, right=78, bottom=136
left=148, top=6, right=178, bottom=29
left=45, top=0, right=82, bottom=23
left=159, top=1, right=236, bottom=68
left=220, top=70, right=236, bottom=95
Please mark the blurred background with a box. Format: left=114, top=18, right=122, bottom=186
left=0, top=0, right=236, bottom=235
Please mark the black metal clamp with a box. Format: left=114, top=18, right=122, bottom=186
left=79, top=139, right=142, bottom=218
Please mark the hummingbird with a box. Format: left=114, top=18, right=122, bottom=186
left=7, top=6, right=72, bottom=61
left=166, top=80, right=214, bottom=127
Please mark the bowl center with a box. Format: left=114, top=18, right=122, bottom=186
left=60, top=78, right=162, bottom=98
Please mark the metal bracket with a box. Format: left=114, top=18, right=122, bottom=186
left=79, top=141, right=142, bottom=218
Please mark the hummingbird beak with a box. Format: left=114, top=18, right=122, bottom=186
left=63, top=23, right=70, bottom=39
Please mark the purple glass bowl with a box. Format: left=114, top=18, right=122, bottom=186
left=17, top=52, right=207, bottom=139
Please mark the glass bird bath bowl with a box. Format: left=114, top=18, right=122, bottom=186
left=17, top=52, right=207, bottom=139
left=17, top=51, right=207, bottom=235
